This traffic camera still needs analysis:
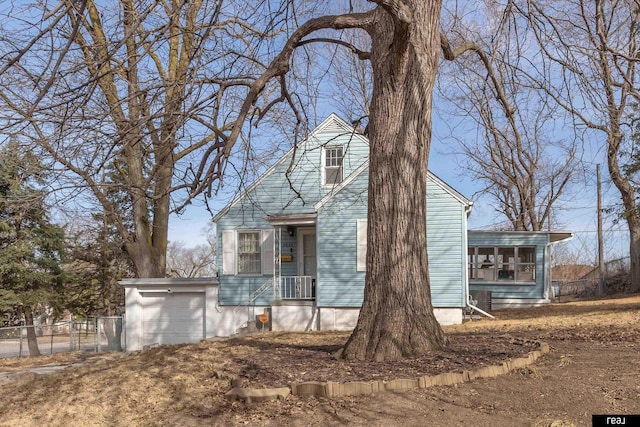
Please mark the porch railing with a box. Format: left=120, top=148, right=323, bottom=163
left=280, top=276, right=315, bottom=300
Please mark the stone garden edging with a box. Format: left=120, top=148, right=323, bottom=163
left=225, top=340, right=549, bottom=403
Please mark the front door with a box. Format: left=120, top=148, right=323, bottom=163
left=297, top=228, right=316, bottom=298
left=297, top=228, right=316, bottom=277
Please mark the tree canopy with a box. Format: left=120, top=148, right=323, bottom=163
left=3, top=0, right=637, bottom=361
left=0, top=141, right=65, bottom=354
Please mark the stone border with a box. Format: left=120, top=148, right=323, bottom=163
left=226, top=340, right=549, bottom=402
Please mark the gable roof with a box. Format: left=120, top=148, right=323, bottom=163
left=427, top=170, right=474, bottom=208
left=314, top=160, right=370, bottom=210
left=314, top=162, right=473, bottom=211
left=214, top=113, right=472, bottom=221
left=213, top=113, right=367, bottom=222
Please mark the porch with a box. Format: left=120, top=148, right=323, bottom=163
left=268, top=213, right=317, bottom=302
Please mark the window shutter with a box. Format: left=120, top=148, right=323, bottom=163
left=222, top=230, right=236, bottom=275
left=261, top=229, right=275, bottom=275
left=356, top=219, right=367, bottom=272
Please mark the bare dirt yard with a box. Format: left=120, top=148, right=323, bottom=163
left=1, top=295, right=639, bottom=426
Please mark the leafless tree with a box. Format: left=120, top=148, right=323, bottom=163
left=437, top=1, right=579, bottom=231
left=324, top=31, right=372, bottom=127
left=551, top=236, right=597, bottom=268
left=0, top=0, right=292, bottom=277
left=1, top=0, right=515, bottom=361
left=506, top=0, right=640, bottom=291
left=166, top=241, right=216, bottom=278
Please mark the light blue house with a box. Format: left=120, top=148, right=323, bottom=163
left=213, top=114, right=572, bottom=333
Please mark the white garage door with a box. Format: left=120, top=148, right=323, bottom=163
left=141, top=292, right=205, bottom=347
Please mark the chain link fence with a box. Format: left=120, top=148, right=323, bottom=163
left=0, top=316, right=125, bottom=358
left=552, top=259, right=630, bottom=300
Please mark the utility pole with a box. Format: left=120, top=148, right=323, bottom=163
left=597, top=164, right=605, bottom=297
left=548, top=209, right=553, bottom=299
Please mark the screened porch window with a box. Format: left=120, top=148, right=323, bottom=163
left=468, top=246, right=536, bottom=283
left=237, top=231, right=261, bottom=274
left=324, top=146, right=343, bottom=185
left=516, top=247, right=535, bottom=282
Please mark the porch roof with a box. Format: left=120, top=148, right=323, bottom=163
left=468, top=230, right=573, bottom=244
left=266, top=213, right=317, bottom=226
left=549, top=232, right=573, bottom=243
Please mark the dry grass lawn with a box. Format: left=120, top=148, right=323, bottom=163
left=0, top=294, right=639, bottom=426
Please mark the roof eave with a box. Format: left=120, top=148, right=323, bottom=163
left=266, top=213, right=317, bottom=226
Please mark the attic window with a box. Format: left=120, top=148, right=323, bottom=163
left=324, top=146, right=343, bottom=185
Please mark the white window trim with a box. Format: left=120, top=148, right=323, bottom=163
left=221, top=229, right=275, bottom=276
left=322, top=145, right=344, bottom=186
left=237, top=230, right=262, bottom=276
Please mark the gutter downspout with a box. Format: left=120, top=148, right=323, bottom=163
left=544, top=242, right=552, bottom=301
left=466, top=295, right=496, bottom=319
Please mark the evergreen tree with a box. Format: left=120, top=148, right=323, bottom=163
left=0, top=141, right=65, bottom=356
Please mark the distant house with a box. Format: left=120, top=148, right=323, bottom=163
left=121, top=114, right=573, bottom=350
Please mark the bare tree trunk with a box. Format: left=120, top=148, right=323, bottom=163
left=607, top=130, right=640, bottom=292
left=103, top=318, right=123, bottom=351
left=517, top=0, right=640, bottom=293
left=23, top=307, right=41, bottom=357
left=124, top=237, right=166, bottom=278
left=629, top=230, right=640, bottom=293
left=342, top=2, right=447, bottom=362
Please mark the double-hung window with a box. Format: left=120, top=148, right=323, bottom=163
left=237, top=231, right=261, bottom=274
left=324, top=146, right=343, bottom=185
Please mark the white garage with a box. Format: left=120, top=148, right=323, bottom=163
left=141, top=292, right=205, bottom=346
left=120, top=278, right=235, bottom=351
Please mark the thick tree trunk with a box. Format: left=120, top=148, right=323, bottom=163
left=103, top=317, right=123, bottom=351
left=23, top=307, right=41, bottom=357
left=609, top=165, right=640, bottom=292
left=607, top=130, right=640, bottom=293
left=342, top=2, right=447, bottom=362
left=627, top=222, right=640, bottom=293
left=124, top=240, right=166, bottom=278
